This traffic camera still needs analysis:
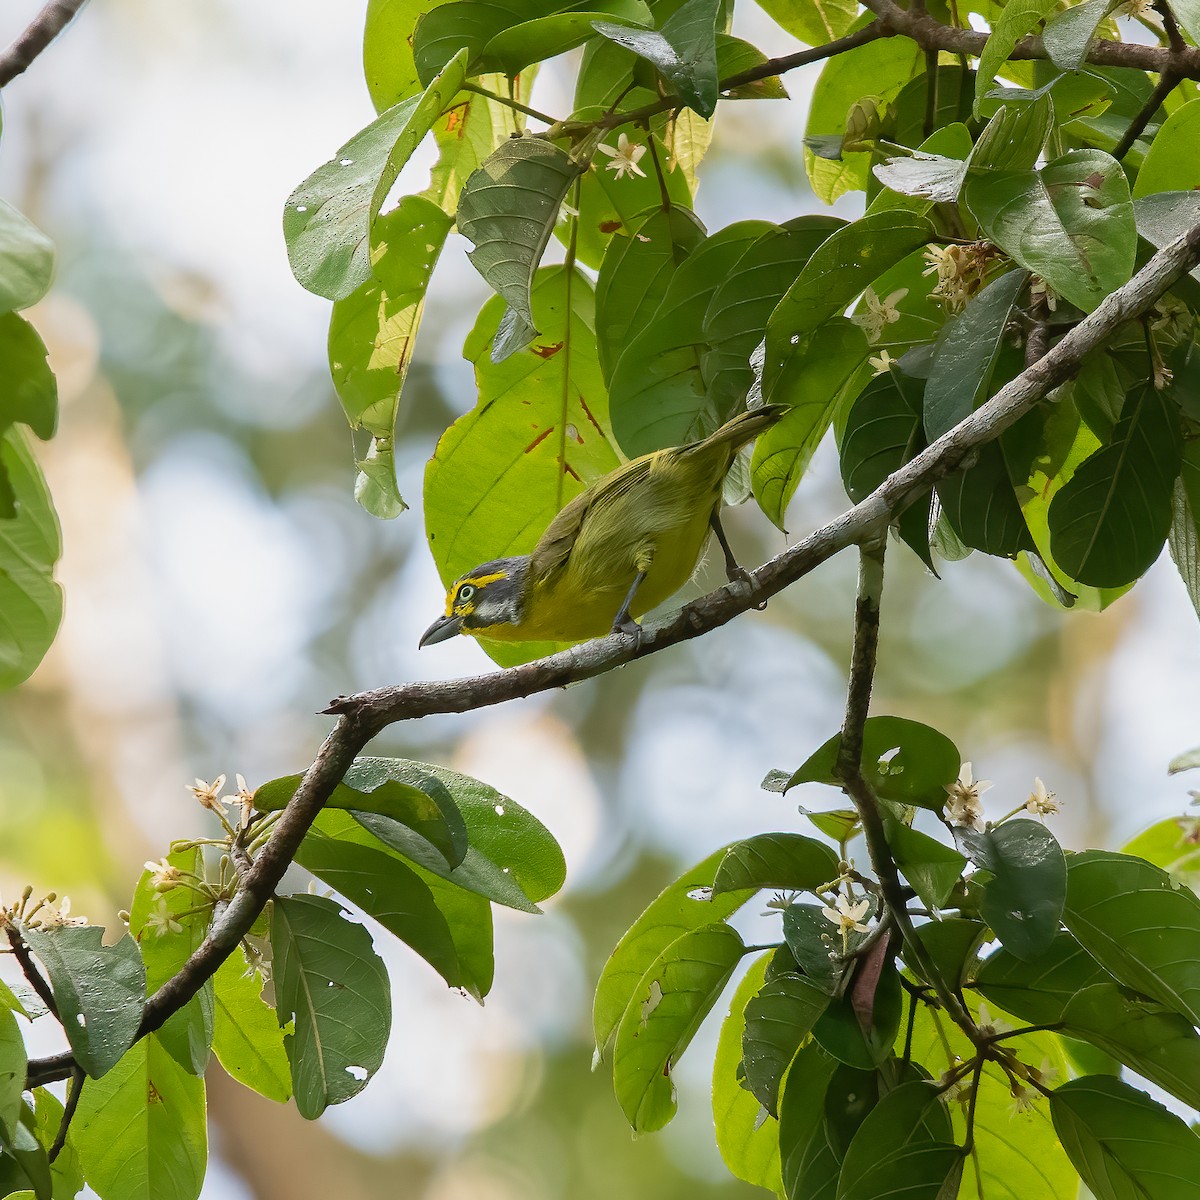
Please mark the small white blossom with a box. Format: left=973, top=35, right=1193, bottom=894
left=597, top=133, right=647, bottom=180
left=144, top=857, right=182, bottom=892
left=851, top=287, right=908, bottom=343
left=146, top=897, right=183, bottom=939
left=762, top=890, right=799, bottom=916
left=869, top=349, right=896, bottom=375
left=975, top=1000, right=1011, bottom=1038
left=1029, top=276, right=1059, bottom=313
left=821, top=893, right=871, bottom=936
left=1025, top=778, right=1059, bottom=818
left=1029, top=1057, right=1059, bottom=1087
left=944, top=762, right=991, bottom=831
left=41, top=897, right=87, bottom=929
left=187, top=776, right=226, bottom=812
left=1008, top=1083, right=1037, bottom=1116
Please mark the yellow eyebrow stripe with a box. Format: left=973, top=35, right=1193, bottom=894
left=445, top=570, right=508, bottom=616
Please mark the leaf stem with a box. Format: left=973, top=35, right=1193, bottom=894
left=462, top=81, right=559, bottom=126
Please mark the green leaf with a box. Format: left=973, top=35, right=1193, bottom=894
left=965, top=148, right=1135, bottom=312
left=1134, top=191, right=1200, bottom=284
left=1051, top=1075, right=1200, bottom=1200
left=778, top=1042, right=841, bottom=1200
left=873, top=152, right=968, bottom=206
left=456, top=136, right=583, bottom=360
left=924, top=270, right=1028, bottom=441
left=363, top=0, right=441, bottom=111
left=1137, top=98, right=1200, bottom=197
left=956, top=818, right=1066, bottom=960
left=18, top=924, right=145, bottom=1079
left=782, top=904, right=845, bottom=994
left=702, top=215, right=844, bottom=413
left=425, top=265, right=620, bottom=666
left=595, top=0, right=722, bottom=117
left=838, top=368, right=934, bottom=568
left=1123, top=816, right=1200, bottom=887
left=73, top=1035, right=206, bottom=1200
left=974, top=0, right=1058, bottom=115
left=1048, top=381, right=1182, bottom=588
left=255, top=759, right=468, bottom=870
left=271, top=894, right=391, bottom=1119
left=1064, top=850, right=1200, bottom=1025
left=314, top=756, right=563, bottom=912
left=806, top=36, right=925, bottom=202
left=762, top=212, right=932, bottom=397
left=1168, top=473, right=1200, bottom=621
left=0, top=201, right=54, bottom=314
left=0, top=429, right=61, bottom=691
left=31, top=1087, right=83, bottom=1200
left=1043, top=0, right=1115, bottom=72
left=0, top=1100, right=51, bottom=1200
left=1062, top=982, right=1200, bottom=1110
left=811, top=963, right=902, bottom=1069
left=594, top=845, right=754, bottom=1055
left=712, top=954, right=784, bottom=1193
left=716, top=33, right=789, bottom=99
left=608, top=220, right=772, bottom=457
left=836, top=1081, right=960, bottom=1200
left=0, top=1006, right=25, bottom=1139
left=210, top=949, right=290, bottom=1104
left=788, top=716, right=961, bottom=811
left=478, top=2, right=651, bottom=76
left=0, top=313, right=57, bottom=446
left=938, top=439, right=1036, bottom=559
left=750, top=319, right=868, bottom=531
left=976, top=931, right=1110, bottom=1024
left=328, top=195, right=453, bottom=516
left=1167, top=0, right=1200, bottom=46
left=595, top=204, right=706, bottom=384
left=295, top=831, right=466, bottom=991
left=712, top=833, right=840, bottom=896
left=283, top=49, right=469, bottom=300
left=129, top=847, right=213, bottom=1076
left=904, top=917, right=986, bottom=989
left=967, top=96, right=1054, bottom=172
left=753, top=0, right=857, bottom=47
left=886, top=821, right=967, bottom=911
left=742, top=973, right=830, bottom=1116
left=613, top=922, right=744, bottom=1131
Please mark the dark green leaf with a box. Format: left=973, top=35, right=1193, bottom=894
left=1134, top=191, right=1200, bottom=284
left=478, top=2, right=651, bottom=76
left=0, top=201, right=54, bottom=314
left=1062, top=982, right=1200, bottom=1110
left=788, top=716, right=961, bottom=811
left=811, top=961, right=901, bottom=1069
left=0, top=1101, right=51, bottom=1200
left=712, top=833, right=840, bottom=896
left=0, top=313, right=57, bottom=443
left=965, top=149, right=1135, bottom=312
left=271, top=894, right=391, bottom=1119
left=974, top=0, right=1057, bottom=115
left=211, top=949, right=290, bottom=1104
left=1064, top=849, right=1200, bottom=1025
left=938, top=439, right=1035, bottom=559
left=967, top=96, right=1054, bottom=172
left=73, top=1035, right=206, bottom=1200
left=594, top=845, right=755, bottom=1055
left=1051, top=1074, right=1200, bottom=1200
left=837, top=1081, right=960, bottom=1200
left=1048, top=381, right=1182, bottom=587
left=822, top=1063, right=880, bottom=1158
left=0, top=1006, right=24, bottom=1139
left=18, top=924, right=145, bottom=1079
left=956, top=818, right=1066, bottom=960
left=778, top=1042, right=841, bottom=1200
left=924, top=270, right=1027, bottom=441
left=283, top=50, right=469, bottom=300
left=456, top=136, right=583, bottom=361
left=1168, top=472, right=1200, bottom=621
left=976, top=930, right=1110, bottom=1024
left=742, top=973, right=830, bottom=1115
left=613, top=922, right=744, bottom=1131
left=1043, top=0, right=1115, bottom=71
left=903, top=917, right=986, bottom=989
left=783, top=903, right=845, bottom=994
left=886, top=821, right=967, bottom=911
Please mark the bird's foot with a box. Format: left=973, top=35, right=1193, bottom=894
left=612, top=616, right=643, bottom=649
left=726, top=567, right=768, bottom=611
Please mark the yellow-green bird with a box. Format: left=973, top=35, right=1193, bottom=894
left=420, top=404, right=785, bottom=648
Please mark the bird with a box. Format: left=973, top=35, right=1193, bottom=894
left=419, top=404, right=785, bottom=648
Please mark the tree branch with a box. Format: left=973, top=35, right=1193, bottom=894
left=1112, top=68, right=1179, bottom=160
left=0, top=0, right=88, bottom=88
left=24, top=217, right=1200, bottom=1090
left=5, top=926, right=58, bottom=1018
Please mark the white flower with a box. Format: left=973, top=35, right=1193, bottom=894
left=851, top=287, right=908, bottom=343
left=944, top=762, right=991, bottom=831
left=557, top=200, right=579, bottom=224
left=223, top=773, right=256, bottom=823
left=869, top=350, right=896, bottom=375
left=975, top=1000, right=1011, bottom=1037
left=1029, top=1057, right=1059, bottom=1087
left=1026, top=778, right=1059, bottom=818
left=41, top=896, right=87, bottom=929
left=821, top=893, right=871, bottom=936
left=597, top=133, right=647, bottom=180
left=144, top=857, right=182, bottom=892
left=762, top=890, right=799, bottom=916
left=187, top=775, right=226, bottom=812
left=146, top=897, right=183, bottom=939
left=1008, top=1083, right=1037, bottom=1116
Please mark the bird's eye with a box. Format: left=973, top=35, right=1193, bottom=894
left=457, top=584, right=475, bottom=603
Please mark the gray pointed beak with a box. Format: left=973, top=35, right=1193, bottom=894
left=419, top=613, right=463, bottom=648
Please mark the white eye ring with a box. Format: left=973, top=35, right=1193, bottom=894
left=458, top=584, right=475, bottom=602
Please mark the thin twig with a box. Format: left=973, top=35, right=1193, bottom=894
left=1156, top=0, right=1187, bottom=52
left=462, top=81, right=558, bottom=125
left=48, top=1067, right=84, bottom=1162
left=24, top=218, right=1200, bottom=1091
left=5, top=926, right=58, bottom=1018
left=0, top=0, right=88, bottom=88
left=1112, top=69, right=1179, bottom=160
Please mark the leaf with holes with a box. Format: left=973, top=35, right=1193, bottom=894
left=270, top=894, right=391, bottom=1119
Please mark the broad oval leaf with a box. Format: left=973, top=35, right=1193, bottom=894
left=283, top=50, right=468, bottom=300
left=976, top=930, right=1110, bottom=1025
left=955, top=818, right=1066, bottom=961
left=612, top=922, right=744, bottom=1131
left=778, top=1041, right=841, bottom=1200
left=974, top=0, right=1058, bottom=114
left=742, top=973, right=830, bottom=1115
left=478, top=3, right=651, bottom=77
left=271, top=894, right=392, bottom=1119
left=886, top=820, right=967, bottom=912
left=0, top=200, right=54, bottom=314
left=594, top=845, right=754, bottom=1055
left=1048, top=381, right=1182, bottom=588
left=18, top=923, right=145, bottom=1079
left=211, top=949, right=291, bottom=1104
left=1134, top=97, right=1200, bottom=197
left=712, top=833, right=840, bottom=896
left=965, top=148, right=1135, bottom=313
left=1051, top=1075, right=1200, bottom=1200
left=1063, top=849, right=1200, bottom=1025
left=73, top=1036, right=206, bottom=1200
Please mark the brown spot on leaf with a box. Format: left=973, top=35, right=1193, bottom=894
left=578, top=393, right=605, bottom=437
left=599, top=220, right=623, bottom=233
left=530, top=341, right=563, bottom=359
left=563, top=462, right=582, bottom=482
left=525, top=427, right=554, bottom=454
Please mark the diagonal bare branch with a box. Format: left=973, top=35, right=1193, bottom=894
left=0, top=0, right=89, bottom=88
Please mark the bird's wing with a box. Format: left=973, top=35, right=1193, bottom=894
left=528, top=457, right=655, bottom=585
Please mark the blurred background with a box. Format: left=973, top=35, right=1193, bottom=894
left=1, top=1, right=1198, bottom=1196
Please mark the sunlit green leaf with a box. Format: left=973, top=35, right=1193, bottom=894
left=753, top=0, right=857, bottom=46
left=211, top=949, right=290, bottom=1104
left=1123, top=816, right=1200, bottom=887
left=974, top=0, right=1058, bottom=114
left=1043, top=0, right=1115, bottom=72
left=0, top=1005, right=25, bottom=1139
left=0, top=201, right=54, bottom=314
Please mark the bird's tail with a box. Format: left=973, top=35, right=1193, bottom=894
left=695, top=404, right=788, bottom=454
